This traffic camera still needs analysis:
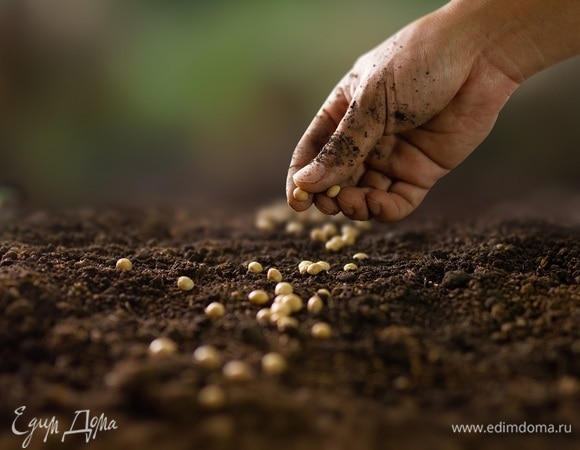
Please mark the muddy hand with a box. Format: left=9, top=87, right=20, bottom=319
left=286, top=3, right=526, bottom=222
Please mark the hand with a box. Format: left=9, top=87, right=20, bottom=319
left=286, top=7, right=519, bottom=222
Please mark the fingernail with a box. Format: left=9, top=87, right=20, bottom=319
left=338, top=199, right=354, bottom=216
left=294, top=163, right=326, bottom=185
left=368, top=199, right=381, bottom=217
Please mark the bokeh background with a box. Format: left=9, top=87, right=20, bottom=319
left=0, top=0, right=578, bottom=214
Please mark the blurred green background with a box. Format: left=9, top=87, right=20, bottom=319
left=0, top=0, right=578, bottom=211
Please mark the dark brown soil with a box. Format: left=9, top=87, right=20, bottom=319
left=0, top=205, right=579, bottom=450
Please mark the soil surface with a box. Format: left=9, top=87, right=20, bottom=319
left=0, top=203, right=579, bottom=450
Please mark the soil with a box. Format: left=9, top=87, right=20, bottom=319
left=0, top=203, right=579, bottom=450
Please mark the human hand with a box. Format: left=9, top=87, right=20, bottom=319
left=286, top=7, right=520, bottom=222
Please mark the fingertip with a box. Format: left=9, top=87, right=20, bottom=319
left=293, top=163, right=326, bottom=187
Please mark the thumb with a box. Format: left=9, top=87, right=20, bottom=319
left=293, top=83, right=386, bottom=192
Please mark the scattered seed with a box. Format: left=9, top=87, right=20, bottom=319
left=343, top=263, right=358, bottom=271
left=248, top=289, right=270, bottom=306
left=115, top=258, right=133, bottom=271
left=271, top=302, right=292, bottom=317
left=247, top=261, right=263, bottom=273
left=311, top=322, right=332, bottom=339
left=325, top=236, right=345, bottom=252
left=307, top=295, right=324, bottom=314
left=275, top=282, right=293, bottom=296
left=280, top=294, right=303, bottom=313
left=198, top=384, right=226, bottom=410
left=223, top=360, right=252, bottom=382
left=316, top=260, right=331, bottom=271
left=177, top=276, right=195, bottom=291
left=205, top=302, right=225, bottom=319
left=298, top=260, right=314, bottom=274
left=261, top=352, right=288, bottom=375
left=267, top=268, right=283, bottom=282
left=322, top=223, right=338, bottom=238
left=148, top=337, right=177, bottom=356
left=286, top=221, right=304, bottom=235
left=192, top=345, right=222, bottom=369
left=292, top=187, right=309, bottom=202
left=310, top=228, right=327, bottom=242
left=276, top=316, right=299, bottom=332
left=353, top=252, right=369, bottom=261
left=256, top=308, right=272, bottom=325
left=307, top=262, right=325, bottom=275
left=317, top=288, right=331, bottom=300
left=326, top=185, right=341, bottom=198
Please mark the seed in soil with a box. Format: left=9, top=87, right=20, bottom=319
left=322, top=223, right=338, bottom=238
left=276, top=316, right=299, bottom=332
left=316, top=261, right=331, bottom=271
left=197, top=384, right=227, bottom=410
left=275, top=282, right=293, bottom=296
left=192, top=345, right=222, bottom=369
left=267, top=268, right=283, bottom=282
left=310, top=228, right=327, bottom=242
left=311, top=322, right=332, bottom=339
left=317, top=288, right=331, bottom=300
left=205, top=302, right=225, bottom=319
left=298, top=260, right=314, bottom=274
left=343, top=263, right=358, bottom=271
left=326, top=185, right=341, bottom=198
left=223, top=360, right=253, bottom=382
left=280, top=294, right=303, bottom=313
left=286, top=221, right=304, bottom=235
left=271, top=302, right=292, bottom=317
left=148, top=337, right=178, bottom=356
left=261, top=352, right=288, bottom=375
left=248, top=289, right=270, bottom=306
left=247, top=261, right=263, bottom=273
left=293, top=187, right=309, bottom=202
left=307, top=262, right=325, bottom=275
left=326, top=236, right=346, bottom=252
left=115, top=258, right=133, bottom=271
left=177, top=276, right=194, bottom=291
left=307, top=295, right=324, bottom=314
left=256, top=308, right=272, bottom=325
left=353, top=252, right=369, bottom=261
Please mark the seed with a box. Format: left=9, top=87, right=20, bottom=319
left=248, top=289, right=270, bottom=306
left=192, top=345, right=222, bottom=369
left=307, top=262, right=325, bottom=275
left=148, top=337, right=177, bottom=356
left=343, top=262, right=358, bottom=271
left=310, top=228, right=327, bottom=242
left=276, top=316, right=299, bottom=332
left=255, top=217, right=275, bottom=231
left=205, top=302, right=225, bottom=319
left=322, top=223, right=338, bottom=238
left=292, top=187, right=309, bottom=202
left=247, top=261, right=263, bottom=273
left=256, top=308, right=272, bottom=325
left=177, top=276, right=195, bottom=291
left=353, top=252, right=369, bottom=260
left=326, top=185, right=341, bottom=198
left=286, top=221, right=304, bottom=235
left=307, top=295, right=324, bottom=314
left=275, top=282, right=293, bottom=296
left=325, top=236, right=345, bottom=252
left=280, top=294, right=303, bottom=313
left=271, top=302, right=291, bottom=317
left=298, top=260, right=314, bottom=274
left=316, top=260, right=331, bottom=271
left=267, top=268, right=283, bottom=282
left=223, top=360, right=252, bottom=382
left=198, top=384, right=226, bottom=410
left=261, top=352, right=288, bottom=375
left=317, top=288, right=331, bottom=300
left=115, top=258, right=133, bottom=271
left=311, top=322, right=332, bottom=339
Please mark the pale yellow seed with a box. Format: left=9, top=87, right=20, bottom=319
left=267, top=268, right=283, bottom=282
left=205, top=302, right=225, bottom=319
left=343, top=262, right=358, bottom=271
left=307, top=262, right=324, bottom=275
left=280, top=294, right=303, bottom=313
left=341, top=233, right=357, bottom=246
left=298, top=260, right=314, bottom=274
left=275, top=282, right=293, bottom=296
left=353, top=252, right=369, bottom=261
left=316, top=260, right=331, bottom=271
left=148, top=337, right=177, bottom=356
left=277, top=316, right=299, bottom=332
left=223, top=360, right=252, bottom=382
left=325, top=236, right=345, bottom=252
left=247, top=261, right=263, bottom=273
left=326, top=185, right=341, bottom=198
left=198, top=384, right=226, bottom=410
left=310, top=228, right=327, bottom=242
left=192, top=345, right=222, bottom=369
left=255, top=217, right=275, bottom=231
left=269, top=312, right=284, bottom=325
left=322, top=223, right=338, bottom=238
left=177, top=276, right=194, bottom=291
left=256, top=308, right=272, bottom=325
left=271, top=302, right=291, bottom=317
left=293, top=187, right=309, bottom=202
left=307, top=295, right=324, bottom=314
left=311, top=322, right=332, bottom=339
left=248, top=289, right=270, bottom=306
left=317, top=288, right=331, bottom=299
left=115, top=258, right=133, bottom=271
left=261, top=352, right=288, bottom=375
left=342, top=224, right=359, bottom=237
left=286, top=221, right=304, bottom=235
